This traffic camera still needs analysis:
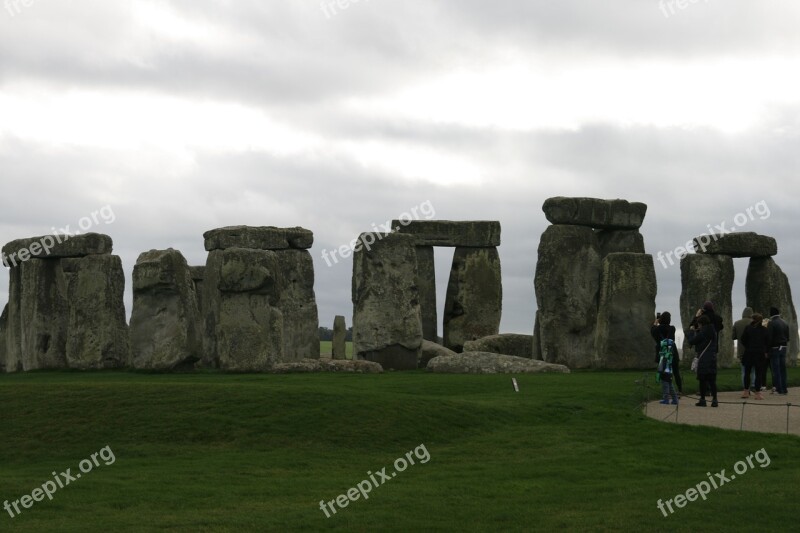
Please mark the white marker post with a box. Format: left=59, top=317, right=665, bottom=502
left=512, top=378, right=519, bottom=392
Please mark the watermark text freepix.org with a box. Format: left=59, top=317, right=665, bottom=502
left=4, top=446, right=116, bottom=519
left=656, top=447, right=770, bottom=517
left=320, top=200, right=435, bottom=267
left=655, top=200, right=770, bottom=269
left=319, top=443, right=430, bottom=518
left=1, top=204, right=116, bottom=268
left=658, top=0, right=710, bottom=19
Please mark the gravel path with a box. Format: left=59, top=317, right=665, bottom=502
left=645, top=388, right=800, bottom=436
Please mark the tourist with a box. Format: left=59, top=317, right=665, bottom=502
left=651, top=311, right=682, bottom=394
left=732, top=307, right=757, bottom=392
left=766, top=307, right=790, bottom=395
left=741, top=313, right=769, bottom=400
left=687, top=314, right=718, bottom=407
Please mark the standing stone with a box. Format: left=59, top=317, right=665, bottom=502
left=594, top=253, right=657, bottom=368
left=414, top=246, right=438, bottom=341
left=0, top=304, right=7, bottom=373
left=62, top=255, right=130, bottom=369
left=679, top=254, right=735, bottom=368
left=746, top=257, right=800, bottom=365
left=276, top=249, right=319, bottom=361
left=352, top=232, right=422, bottom=370
left=14, top=258, right=69, bottom=370
left=130, top=249, right=202, bottom=370
left=535, top=225, right=602, bottom=368
left=204, top=248, right=284, bottom=371
left=443, top=247, right=502, bottom=353
left=532, top=311, right=542, bottom=361
left=189, top=266, right=206, bottom=324
left=332, top=315, right=347, bottom=360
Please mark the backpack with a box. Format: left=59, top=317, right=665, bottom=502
left=656, top=339, right=674, bottom=381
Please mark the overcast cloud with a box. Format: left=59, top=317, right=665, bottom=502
left=1, top=0, right=799, bottom=336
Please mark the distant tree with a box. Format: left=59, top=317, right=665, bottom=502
left=345, top=327, right=353, bottom=341
left=318, top=327, right=333, bottom=341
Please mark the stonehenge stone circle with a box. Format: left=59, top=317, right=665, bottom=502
left=693, top=232, right=777, bottom=258
left=443, top=246, right=502, bottom=352
left=594, top=253, right=657, bottom=369
left=679, top=253, right=734, bottom=368
left=542, top=197, right=647, bottom=230
left=352, top=232, right=422, bottom=370
left=332, top=315, right=347, bottom=360
left=130, top=249, right=202, bottom=370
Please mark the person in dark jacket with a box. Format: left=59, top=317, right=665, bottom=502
left=766, top=307, right=790, bottom=395
left=733, top=307, right=756, bottom=390
left=741, top=313, right=770, bottom=400
left=687, top=314, right=718, bottom=407
left=689, top=301, right=724, bottom=334
left=651, top=311, right=682, bottom=393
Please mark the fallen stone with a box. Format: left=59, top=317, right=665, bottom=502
left=420, top=339, right=457, bottom=368
left=271, top=358, right=383, bottom=374
left=543, top=197, right=647, bottom=230
left=594, top=253, right=657, bottom=369
left=392, top=220, right=501, bottom=247
left=693, top=232, right=777, bottom=258
left=427, top=352, right=570, bottom=374
left=203, top=226, right=313, bottom=251
left=2, top=233, right=112, bottom=265
left=463, top=333, right=534, bottom=358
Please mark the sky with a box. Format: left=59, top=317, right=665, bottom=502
left=1, top=0, right=799, bottom=337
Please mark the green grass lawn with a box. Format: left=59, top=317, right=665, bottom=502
left=319, top=341, right=353, bottom=359
left=0, top=368, right=797, bottom=532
